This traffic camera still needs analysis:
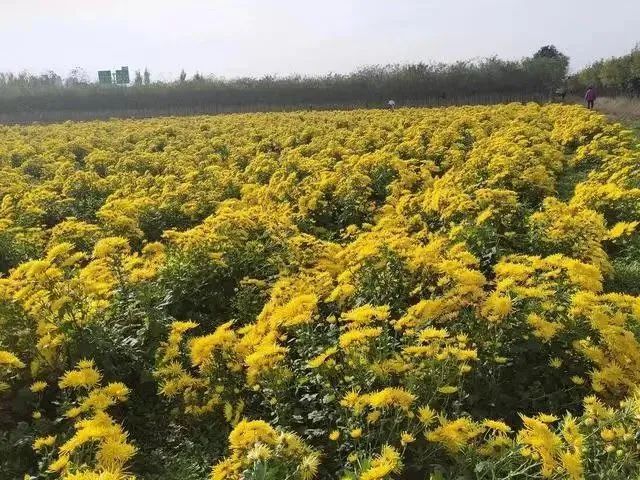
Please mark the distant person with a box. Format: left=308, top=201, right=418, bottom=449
left=585, top=86, right=596, bottom=109
left=387, top=99, right=396, bottom=110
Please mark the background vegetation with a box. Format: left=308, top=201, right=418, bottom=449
left=0, top=46, right=568, bottom=120
left=9, top=44, right=640, bottom=123
left=569, top=44, right=640, bottom=96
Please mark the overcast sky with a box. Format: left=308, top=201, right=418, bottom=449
left=1, top=0, right=639, bottom=81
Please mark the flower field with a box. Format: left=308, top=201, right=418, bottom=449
left=1, top=103, right=639, bottom=480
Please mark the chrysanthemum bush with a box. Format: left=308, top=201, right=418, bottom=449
left=30, top=360, right=137, bottom=479
left=0, top=103, right=639, bottom=479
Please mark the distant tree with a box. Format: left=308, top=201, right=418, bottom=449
left=192, top=72, right=204, bottom=82
left=39, top=71, right=62, bottom=87
left=65, top=67, right=90, bottom=87
left=143, top=68, right=151, bottom=85
left=526, top=45, right=569, bottom=93
left=581, top=61, right=603, bottom=87
left=179, top=69, right=187, bottom=83
left=627, top=46, right=640, bottom=95
left=134, top=70, right=143, bottom=86
left=599, top=57, right=629, bottom=90
left=629, top=76, right=640, bottom=96
left=534, top=45, right=565, bottom=60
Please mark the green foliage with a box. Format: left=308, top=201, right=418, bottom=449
left=571, top=44, right=640, bottom=95
left=0, top=227, right=44, bottom=273
left=0, top=47, right=569, bottom=120
left=352, top=248, right=411, bottom=316
left=0, top=421, right=37, bottom=478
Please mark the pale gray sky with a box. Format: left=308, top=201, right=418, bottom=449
left=1, top=0, right=638, bottom=81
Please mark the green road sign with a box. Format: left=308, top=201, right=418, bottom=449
left=98, top=70, right=112, bottom=84
left=115, top=66, right=129, bottom=85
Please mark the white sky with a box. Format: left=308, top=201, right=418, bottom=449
left=1, top=0, right=638, bottom=81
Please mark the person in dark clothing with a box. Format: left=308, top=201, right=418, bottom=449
left=585, top=86, right=596, bottom=109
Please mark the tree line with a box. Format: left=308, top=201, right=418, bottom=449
left=0, top=47, right=569, bottom=116
left=569, top=44, right=640, bottom=96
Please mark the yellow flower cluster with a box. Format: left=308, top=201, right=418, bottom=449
left=211, top=419, right=321, bottom=480
left=0, top=349, right=24, bottom=392
left=39, top=361, right=136, bottom=479
left=0, top=239, right=164, bottom=371
left=0, top=103, right=638, bottom=479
